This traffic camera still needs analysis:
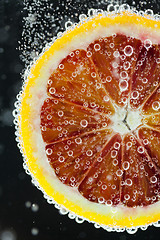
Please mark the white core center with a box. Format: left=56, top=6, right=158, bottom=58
left=111, top=107, right=142, bottom=135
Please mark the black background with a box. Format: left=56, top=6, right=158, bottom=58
left=1, top=0, right=160, bottom=239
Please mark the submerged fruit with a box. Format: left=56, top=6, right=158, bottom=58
left=14, top=9, right=160, bottom=232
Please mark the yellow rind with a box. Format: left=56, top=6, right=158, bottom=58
left=19, top=11, right=160, bottom=228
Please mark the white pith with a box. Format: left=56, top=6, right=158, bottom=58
left=111, top=107, right=142, bottom=134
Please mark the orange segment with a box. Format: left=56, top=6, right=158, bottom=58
left=121, top=133, right=160, bottom=207
left=88, top=34, right=141, bottom=106
left=41, top=98, right=112, bottom=143
left=143, top=113, right=160, bottom=131
left=142, top=86, right=160, bottom=115
left=138, top=127, right=160, bottom=169
left=78, top=133, right=122, bottom=205
left=47, top=49, right=115, bottom=114
left=130, top=45, right=160, bottom=109
left=45, top=129, right=113, bottom=187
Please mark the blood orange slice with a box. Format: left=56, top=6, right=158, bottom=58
left=14, top=10, right=160, bottom=232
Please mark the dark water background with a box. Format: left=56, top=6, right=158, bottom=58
left=1, top=0, right=160, bottom=239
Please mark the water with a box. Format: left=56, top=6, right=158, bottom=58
left=12, top=0, right=160, bottom=236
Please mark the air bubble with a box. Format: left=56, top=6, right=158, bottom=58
left=70, top=177, right=75, bottom=182
left=142, top=78, right=148, bottom=84
left=98, top=197, right=105, bottom=203
left=143, top=139, right=149, bottom=145
left=123, top=61, right=131, bottom=70
left=145, top=9, right=154, bottom=16
left=58, top=64, right=64, bottom=71
left=150, top=176, right=157, bottom=183
left=112, top=62, right=118, bottom=68
left=87, top=51, right=92, bottom=57
left=113, top=50, right=119, bottom=58
left=131, top=91, right=139, bottom=99
left=58, top=110, right=64, bottom=117
left=46, top=148, right=52, bottom=155
left=31, top=228, right=39, bottom=236
left=103, top=95, right=109, bottom=102
left=120, top=71, right=128, bottom=79
left=31, top=203, right=39, bottom=212
left=106, top=200, right=112, bottom=206
left=111, top=150, right=117, bottom=158
left=79, top=14, right=87, bottom=22
left=125, top=178, right=132, bottom=186
left=106, top=76, right=112, bottom=82
left=94, top=43, right=101, bottom=51
left=65, top=21, right=73, bottom=29
left=25, top=201, right=31, bottom=208
left=97, top=157, right=102, bottom=162
left=119, top=80, right=128, bottom=92
left=137, top=146, right=144, bottom=154
left=124, top=45, right=133, bottom=56
left=156, top=58, right=160, bottom=64
left=75, top=216, right=85, bottom=224
left=152, top=101, right=160, bottom=111
left=124, top=194, right=130, bottom=200
left=49, top=87, right=56, bottom=95
left=120, top=3, right=130, bottom=11
left=122, top=161, right=130, bottom=170
left=113, top=159, right=118, bottom=166
left=68, top=150, right=73, bottom=156
left=114, top=142, right=120, bottom=150
left=116, top=169, right=123, bottom=177
left=75, top=138, right=82, bottom=144
left=80, top=119, right=88, bottom=128
left=58, top=156, right=65, bottom=162
left=126, top=227, right=138, bottom=234
left=86, top=150, right=93, bottom=156
left=107, top=4, right=115, bottom=12
left=144, top=39, right=152, bottom=49
left=88, top=8, right=95, bottom=17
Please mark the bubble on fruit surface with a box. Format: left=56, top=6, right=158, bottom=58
left=131, top=90, right=139, bottom=99
left=123, top=61, right=131, bottom=70
left=122, top=161, right=130, bottom=170
left=124, top=45, right=133, bottom=56
left=119, top=80, right=128, bottom=92
left=103, top=95, right=110, bottom=102
left=94, top=43, right=101, bottom=51
left=150, top=176, right=157, bottom=183
left=144, top=39, right=152, bottom=49
left=152, top=101, right=160, bottom=111
left=86, top=150, right=93, bottom=156
left=80, top=119, right=88, bottom=127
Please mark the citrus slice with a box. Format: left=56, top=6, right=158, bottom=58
left=15, top=10, right=160, bottom=232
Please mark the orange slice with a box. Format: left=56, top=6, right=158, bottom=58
left=15, top=10, right=160, bottom=232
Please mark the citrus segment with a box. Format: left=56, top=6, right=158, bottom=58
left=87, top=34, right=141, bottom=106
left=78, top=133, right=122, bottom=205
left=138, top=127, right=160, bottom=169
left=41, top=98, right=112, bottom=143
left=47, top=49, right=115, bottom=114
left=121, top=133, right=160, bottom=207
left=130, top=45, right=160, bottom=109
left=143, top=113, right=160, bottom=131
left=142, top=86, right=160, bottom=115
left=45, top=129, right=113, bottom=187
